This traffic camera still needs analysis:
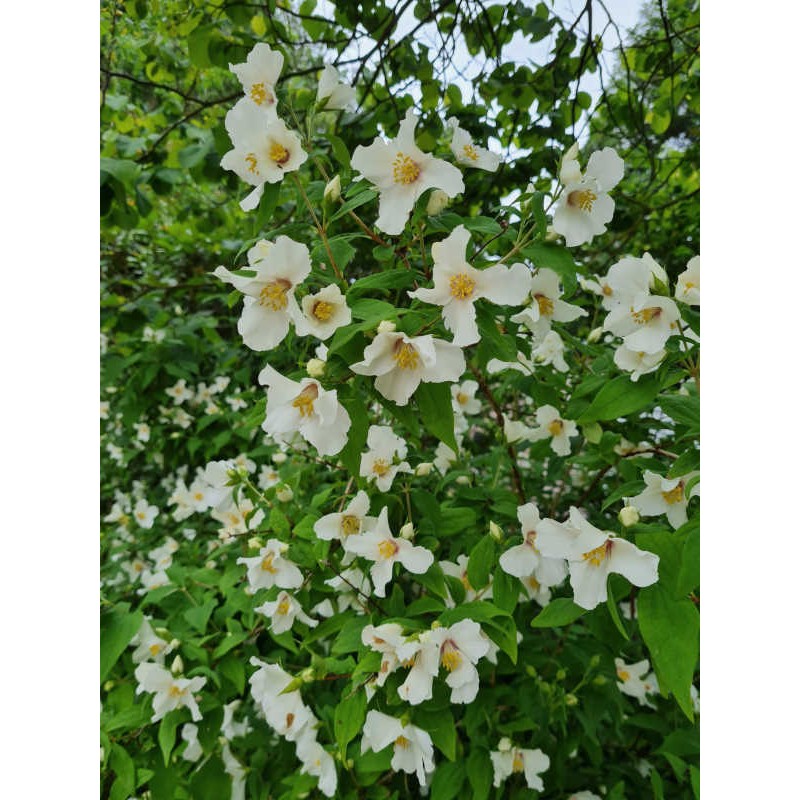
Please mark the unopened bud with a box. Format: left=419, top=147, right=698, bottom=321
left=170, top=655, right=184, bottom=675
left=103, top=680, right=114, bottom=692
left=276, top=485, right=294, bottom=503
left=426, top=189, right=450, bottom=216
left=455, top=475, right=470, bottom=485
left=346, top=758, right=354, bottom=769
left=248, top=536, right=263, bottom=551
left=587, top=326, right=604, bottom=344
left=593, top=675, right=607, bottom=687
left=306, top=358, right=326, bottom=378
left=415, top=462, right=433, bottom=476
left=489, top=521, right=503, bottom=542
left=299, top=667, right=315, bottom=683
left=525, top=665, right=537, bottom=678
left=272, top=452, right=288, bottom=465
left=377, top=320, right=396, bottom=334
left=619, top=505, right=640, bottom=527
left=565, top=693, right=578, bottom=706
left=399, top=522, right=415, bottom=540
left=589, top=654, right=602, bottom=668
left=205, top=560, right=217, bottom=569
left=169, top=638, right=181, bottom=650
left=497, top=737, right=513, bottom=752
left=323, top=174, right=341, bottom=204
left=431, top=620, right=441, bottom=630
left=556, top=668, right=567, bottom=681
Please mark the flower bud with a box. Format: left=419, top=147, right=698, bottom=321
left=170, top=655, right=184, bottom=676
left=415, top=462, right=433, bottom=477
left=589, top=654, right=601, bottom=668
left=323, top=174, right=341, bottom=204
left=455, top=475, right=470, bottom=485
left=545, top=225, right=560, bottom=242
left=300, top=667, right=315, bottom=683
left=205, top=560, right=217, bottom=569
left=169, top=638, right=181, bottom=650
left=248, top=536, right=263, bottom=551
left=565, top=693, right=578, bottom=707
left=272, top=452, right=288, bottom=465
left=426, top=189, right=450, bottom=216
left=489, top=520, right=503, bottom=542
left=618, top=505, right=640, bottom=527
left=399, top=522, right=415, bottom=540
left=276, top=485, right=294, bottom=503
left=306, top=358, right=326, bottom=378
left=525, top=665, right=537, bottom=678
left=593, top=675, right=607, bottom=687
left=587, top=326, right=604, bottom=344
left=556, top=668, right=567, bottom=681
left=377, top=320, right=396, bottom=334
left=497, top=737, right=513, bottom=753
left=103, top=680, right=115, bottom=692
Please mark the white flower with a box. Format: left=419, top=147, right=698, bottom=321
left=552, top=146, right=624, bottom=247
left=134, top=422, right=150, bottom=443
left=361, top=711, right=435, bottom=787
left=498, top=503, right=567, bottom=588
left=396, top=628, right=442, bottom=704
left=166, top=379, right=194, bottom=405
left=237, top=539, right=304, bottom=592
left=613, top=344, right=665, bottom=381
left=351, top=330, right=465, bottom=406
left=248, top=658, right=316, bottom=742
left=221, top=742, right=246, bottom=800
left=129, top=617, right=174, bottom=664
left=615, top=658, right=658, bottom=708
left=214, top=237, right=311, bottom=352
left=361, top=622, right=408, bottom=686
left=675, top=255, right=700, bottom=305
left=591, top=253, right=668, bottom=312
left=230, top=42, right=283, bottom=113
left=258, top=464, right=281, bottom=491
left=487, top=350, right=535, bottom=375
left=629, top=470, right=699, bottom=529
left=446, top=117, right=501, bottom=171
left=222, top=102, right=307, bottom=211
left=433, top=441, right=459, bottom=475
left=180, top=723, right=203, bottom=762
left=519, top=574, right=552, bottom=606
left=525, top=405, right=578, bottom=456
left=604, top=292, right=681, bottom=354
left=408, top=225, right=533, bottom=346
left=314, top=490, right=376, bottom=543
left=221, top=699, right=252, bottom=740
left=435, top=619, right=490, bottom=703
left=343, top=507, right=434, bottom=597
left=568, top=792, right=603, bottom=800
left=316, top=64, right=356, bottom=110
left=134, top=662, right=206, bottom=723
left=426, top=188, right=450, bottom=215
left=532, top=330, right=569, bottom=372
left=451, top=380, right=481, bottom=415
left=212, top=498, right=264, bottom=540
left=100, top=400, right=109, bottom=420
left=351, top=109, right=465, bottom=235
left=294, top=284, right=352, bottom=340
left=359, top=425, right=412, bottom=491
left=296, top=732, right=338, bottom=797
left=255, top=591, right=319, bottom=634
left=440, top=554, right=492, bottom=605
left=536, top=507, right=660, bottom=610
left=490, top=746, right=550, bottom=790
left=511, top=268, right=587, bottom=337
left=323, top=174, right=341, bottom=203
left=132, top=498, right=158, bottom=529
left=258, top=365, right=351, bottom=456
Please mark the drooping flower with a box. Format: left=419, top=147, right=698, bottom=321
left=675, top=255, right=700, bottom=305
left=359, top=425, right=412, bottom=492
left=351, top=109, right=465, bottom=235
left=214, top=237, right=310, bottom=351
left=258, top=365, right=351, bottom=456
left=316, top=64, right=356, bottom=110
left=361, top=622, right=409, bottom=686
left=343, top=507, right=434, bottom=597
left=248, top=658, right=316, bottom=742
left=134, top=662, right=206, bottom=723
left=615, top=657, right=659, bottom=708
left=536, top=507, right=660, bottom=610
left=129, top=616, right=174, bottom=664
left=603, top=292, right=681, bottom=354
left=294, top=284, right=351, bottom=341
left=511, top=268, right=587, bottom=337
left=221, top=741, right=247, bottom=800
left=361, top=711, right=435, bottom=787
left=229, top=43, right=283, bottom=113
left=314, top=490, right=376, bottom=544
left=237, top=539, right=304, bottom=592
left=255, top=591, right=319, bottom=634
left=490, top=743, right=550, bottom=791
left=552, top=146, right=624, bottom=247
left=434, top=619, right=491, bottom=704
left=446, top=117, right=501, bottom=171
left=499, top=503, right=567, bottom=588
left=350, top=330, right=466, bottom=406
left=296, top=731, right=338, bottom=797
left=532, top=330, right=570, bottom=372
left=408, top=225, right=533, bottom=346
left=629, top=470, right=699, bottom=529
left=613, top=344, right=666, bottom=381
left=180, top=723, right=203, bottom=762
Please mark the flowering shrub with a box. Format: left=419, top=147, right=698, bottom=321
left=101, top=2, right=699, bottom=799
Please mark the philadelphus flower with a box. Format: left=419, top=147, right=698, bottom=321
left=440, top=554, right=492, bottom=605
left=316, top=64, right=356, bottom=110
left=629, top=470, right=699, bottom=529
left=490, top=745, right=550, bottom=791
left=230, top=43, right=283, bottom=114
left=408, top=225, right=533, bottom=346
left=446, top=117, right=501, bottom=171
left=314, top=490, right=376, bottom=543
left=532, top=330, right=569, bottom=372
left=249, top=659, right=314, bottom=740
left=180, top=723, right=202, bottom=762
left=675, top=255, right=700, bottom=305
left=221, top=742, right=246, bottom=800
left=426, top=188, right=450, bottom=215
left=295, top=284, right=352, bottom=340
left=604, top=292, right=681, bottom=354
left=613, top=344, right=666, bottom=381
left=323, top=174, right=341, bottom=204
left=451, top=379, right=481, bottom=415
left=221, top=699, right=252, bottom=741
left=215, top=237, right=310, bottom=351
left=134, top=662, right=206, bottom=723
left=360, top=425, right=412, bottom=491
left=351, top=330, right=465, bottom=406
left=553, top=146, right=624, bottom=247
left=133, top=498, right=158, bottom=529
left=526, top=405, right=578, bottom=457
left=129, top=617, right=174, bottom=664
left=237, top=539, right=304, bottom=592
left=361, top=711, right=435, bottom=787
left=343, top=507, right=434, bottom=597
left=166, top=378, right=194, bottom=405
left=361, top=622, right=408, bottom=686
left=536, top=507, right=659, bottom=610
left=499, top=503, right=567, bottom=589
left=296, top=733, right=337, bottom=797
left=255, top=591, right=318, bottom=634
left=615, top=657, right=659, bottom=708
left=351, top=108, right=465, bottom=235
left=258, top=365, right=351, bottom=456
left=511, top=268, right=587, bottom=337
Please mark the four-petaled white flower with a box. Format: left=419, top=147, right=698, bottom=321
left=359, top=425, right=412, bottom=491
left=316, top=64, right=356, bottom=110
left=180, top=723, right=203, bottom=762
left=133, top=498, right=159, bottom=529
left=343, top=507, right=434, bottom=597
left=499, top=503, right=567, bottom=588
left=553, top=146, right=624, bottom=247
left=604, top=292, right=681, bottom=354
left=629, top=470, right=699, bottom=529
left=615, top=657, right=659, bottom=708
left=296, top=732, right=338, bottom=798
left=536, top=507, right=659, bottom=610
left=409, top=225, right=533, bottom=346
left=490, top=745, right=550, bottom=791
left=446, top=117, right=501, bottom=171
left=361, top=711, right=435, bottom=787
left=129, top=616, right=174, bottom=664
left=134, top=662, right=206, bottom=723
left=675, top=255, right=700, bottom=305
left=361, top=622, right=408, bottom=686
left=256, top=590, right=319, bottom=634
left=230, top=43, right=283, bottom=114
left=526, top=405, right=578, bottom=457
left=511, top=267, right=587, bottom=337
left=237, top=539, right=304, bottom=592
left=351, top=330, right=466, bottom=405
left=351, top=109, right=465, bottom=235
left=532, top=330, right=569, bottom=372
left=314, top=490, right=376, bottom=543
left=248, top=657, right=316, bottom=742
left=258, top=365, right=351, bottom=456
left=613, top=345, right=665, bottom=381
left=294, top=284, right=352, bottom=340
left=451, top=379, right=481, bottom=415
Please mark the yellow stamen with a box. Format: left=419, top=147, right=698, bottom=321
left=582, top=542, right=610, bottom=567
left=631, top=307, right=661, bottom=325
left=261, top=553, right=277, bottom=573
left=602, top=284, right=613, bottom=296
left=462, top=143, right=479, bottom=161
left=661, top=484, right=684, bottom=505
left=269, top=141, right=290, bottom=165
left=250, top=82, right=273, bottom=106
left=372, top=459, right=390, bottom=477
left=512, top=751, right=525, bottom=773
left=258, top=280, right=290, bottom=311
left=393, top=342, right=420, bottom=370
left=392, top=152, right=421, bottom=184
left=395, top=735, right=411, bottom=749
left=526, top=576, right=541, bottom=591
left=194, top=493, right=204, bottom=502
left=456, top=392, right=468, bottom=406
left=340, top=515, right=360, bottom=536
left=568, top=188, right=597, bottom=212
left=292, top=384, right=318, bottom=418
left=377, top=539, right=398, bottom=559
left=245, top=153, right=259, bottom=174
left=449, top=272, right=476, bottom=300
left=148, top=643, right=162, bottom=657
left=617, top=669, right=631, bottom=682
left=547, top=419, right=564, bottom=436
left=535, top=294, right=555, bottom=317
left=441, top=642, right=462, bottom=672
left=312, top=300, right=334, bottom=321
left=168, top=685, right=185, bottom=698
left=276, top=597, right=291, bottom=615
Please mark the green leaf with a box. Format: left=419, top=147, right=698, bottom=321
left=100, top=606, right=143, bottom=681
left=522, top=242, right=583, bottom=295
left=334, top=689, right=367, bottom=757
left=491, top=566, right=519, bottom=613
left=438, top=601, right=509, bottom=626
left=158, top=710, right=182, bottom=767
left=658, top=394, right=700, bottom=428
left=577, top=375, right=661, bottom=423
left=339, top=391, right=370, bottom=478
left=416, top=382, right=457, bottom=450
left=484, top=615, right=518, bottom=663
left=429, top=760, right=465, bottom=799
left=413, top=709, right=458, bottom=762
left=269, top=507, right=291, bottom=538
left=605, top=581, right=630, bottom=641
left=109, top=744, right=136, bottom=800
left=348, top=269, right=417, bottom=294
left=332, top=616, right=370, bottom=655
left=466, top=748, right=492, bottom=800
left=466, top=535, right=495, bottom=589
left=183, top=599, right=217, bottom=634
left=530, top=598, right=586, bottom=628
left=638, top=584, right=699, bottom=720
left=676, top=521, right=700, bottom=597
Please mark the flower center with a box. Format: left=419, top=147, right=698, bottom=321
left=462, top=143, right=479, bottom=161
left=250, top=82, right=273, bottom=106
left=340, top=514, right=360, bottom=536
left=276, top=597, right=291, bottom=615
left=149, top=643, right=162, bottom=657
left=245, top=153, right=259, bottom=174
left=393, top=342, right=420, bottom=370
left=392, top=152, right=421, bottom=185
left=547, top=419, right=564, bottom=436
left=582, top=540, right=612, bottom=567
left=460, top=571, right=472, bottom=591
left=631, top=307, right=662, bottom=325
left=261, top=553, right=277, bottom=573
left=449, top=272, right=476, bottom=300
left=617, top=668, right=631, bottom=681
left=602, top=284, right=613, bottom=296
left=312, top=300, right=334, bottom=321
left=535, top=294, right=555, bottom=316
left=568, top=189, right=597, bottom=212
left=258, top=280, right=290, bottom=311
left=168, top=685, right=186, bottom=698
left=512, top=751, right=525, bottom=773
left=395, top=735, right=411, bottom=749
left=440, top=641, right=462, bottom=672
left=378, top=539, right=399, bottom=559
left=456, top=392, right=468, bottom=405
left=524, top=530, right=538, bottom=548
left=661, top=484, right=684, bottom=504
left=526, top=576, right=540, bottom=591
left=372, top=459, right=390, bottom=477
left=292, top=384, right=318, bottom=418
left=269, top=141, right=290, bottom=165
